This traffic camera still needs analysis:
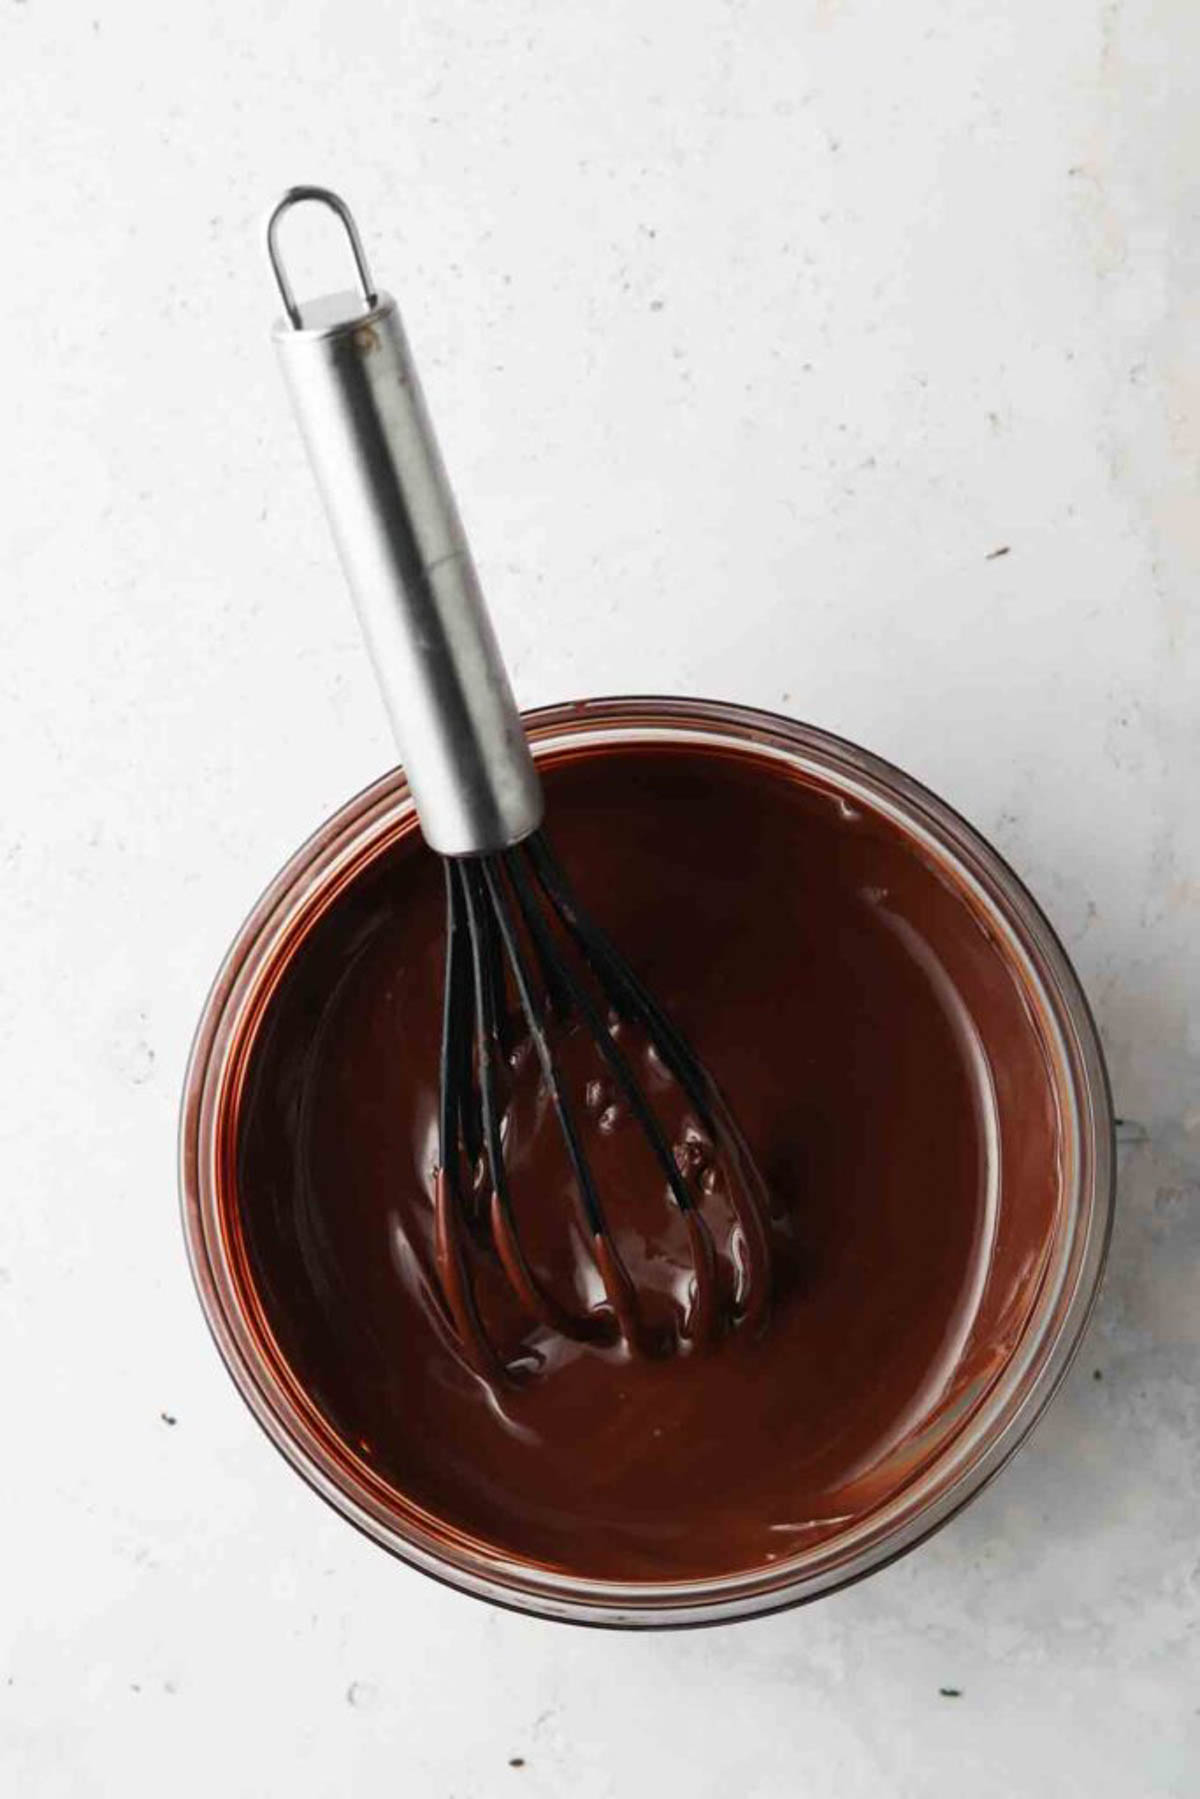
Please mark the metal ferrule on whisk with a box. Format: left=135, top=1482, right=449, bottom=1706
left=267, top=186, right=544, bottom=857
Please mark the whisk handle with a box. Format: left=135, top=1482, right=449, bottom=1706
left=267, top=187, right=544, bottom=857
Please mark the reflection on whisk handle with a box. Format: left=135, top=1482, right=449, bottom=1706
left=267, top=186, right=543, bottom=858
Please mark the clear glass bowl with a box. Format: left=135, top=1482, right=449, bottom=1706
left=179, top=697, right=1114, bottom=1626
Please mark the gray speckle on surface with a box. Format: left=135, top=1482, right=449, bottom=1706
left=345, top=1681, right=380, bottom=1711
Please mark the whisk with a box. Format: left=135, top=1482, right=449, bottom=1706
left=266, top=187, right=773, bottom=1373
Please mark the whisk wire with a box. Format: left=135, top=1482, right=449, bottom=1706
left=479, top=860, right=609, bottom=1243
left=460, top=863, right=584, bottom=1341
left=434, top=865, right=501, bottom=1376
left=505, top=849, right=720, bottom=1344
left=480, top=856, right=644, bottom=1347
left=523, top=833, right=717, bottom=1132
left=505, top=851, right=700, bottom=1223
left=437, top=865, right=469, bottom=1181
left=523, top=834, right=773, bottom=1331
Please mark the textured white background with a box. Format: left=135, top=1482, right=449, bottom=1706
left=3, top=1, right=1199, bottom=1793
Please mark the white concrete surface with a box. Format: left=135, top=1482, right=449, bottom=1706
left=3, top=1, right=1198, bottom=1793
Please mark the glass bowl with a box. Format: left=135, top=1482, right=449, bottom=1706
left=179, top=697, right=1113, bottom=1626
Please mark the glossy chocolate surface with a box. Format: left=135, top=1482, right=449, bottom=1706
left=234, top=742, right=1060, bottom=1582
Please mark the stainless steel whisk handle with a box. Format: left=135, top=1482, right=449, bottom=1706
left=266, top=187, right=544, bottom=857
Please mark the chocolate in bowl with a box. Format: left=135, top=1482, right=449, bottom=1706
left=180, top=698, right=1112, bottom=1626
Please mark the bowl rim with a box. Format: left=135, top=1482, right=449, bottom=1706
left=178, top=695, right=1115, bottom=1627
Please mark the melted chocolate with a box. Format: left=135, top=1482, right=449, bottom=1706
left=234, top=742, right=1059, bottom=1582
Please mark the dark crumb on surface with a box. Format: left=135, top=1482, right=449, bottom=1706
left=509, top=1757, right=526, bottom=1768
left=986, top=546, right=1011, bottom=560
left=1093, top=1368, right=1103, bottom=1381
left=939, top=1687, right=962, bottom=1698
left=130, top=1683, right=142, bottom=1694
left=160, top=1412, right=177, bottom=1426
